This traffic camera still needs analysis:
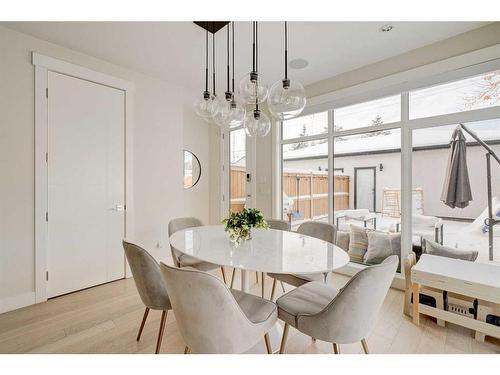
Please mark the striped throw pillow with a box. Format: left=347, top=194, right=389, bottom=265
left=348, top=225, right=371, bottom=263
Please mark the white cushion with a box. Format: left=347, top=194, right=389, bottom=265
left=364, top=231, right=401, bottom=264
left=276, top=281, right=339, bottom=327
left=423, top=240, right=478, bottom=261
left=348, top=225, right=371, bottom=263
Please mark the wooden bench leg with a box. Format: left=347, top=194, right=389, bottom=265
left=475, top=331, right=486, bottom=342
left=412, top=283, right=420, bottom=326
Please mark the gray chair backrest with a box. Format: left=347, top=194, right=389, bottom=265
left=297, top=221, right=337, bottom=244
left=168, top=217, right=203, bottom=267
left=122, top=241, right=170, bottom=311
left=298, top=255, right=398, bottom=344
left=267, top=219, right=291, bottom=231
left=160, top=262, right=266, bottom=354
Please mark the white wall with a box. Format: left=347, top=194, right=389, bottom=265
left=0, top=26, right=210, bottom=312
left=183, top=98, right=214, bottom=225
left=255, top=132, right=273, bottom=219
left=306, top=23, right=500, bottom=98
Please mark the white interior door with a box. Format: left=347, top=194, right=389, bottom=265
left=47, top=71, right=125, bottom=298
left=355, top=167, right=376, bottom=212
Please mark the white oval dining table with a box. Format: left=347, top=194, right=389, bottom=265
left=169, top=224, right=350, bottom=353
left=169, top=225, right=350, bottom=290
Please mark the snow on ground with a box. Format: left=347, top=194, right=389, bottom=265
left=289, top=213, right=499, bottom=263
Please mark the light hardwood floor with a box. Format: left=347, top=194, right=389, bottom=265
left=0, top=271, right=498, bottom=354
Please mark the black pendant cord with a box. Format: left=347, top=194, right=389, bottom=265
left=205, top=31, right=208, bottom=92
left=254, top=21, right=260, bottom=117
left=283, top=21, right=290, bottom=89
left=284, top=21, right=288, bottom=81
left=225, top=24, right=231, bottom=100
left=255, top=21, right=258, bottom=74
left=252, top=22, right=256, bottom=73
left=204, top=30, right=209, bottom=98
left=231, top=22, right=235, bottom=93
left=212, top=31, right=216, bottom=95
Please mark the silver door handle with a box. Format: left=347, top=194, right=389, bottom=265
left=110, top=205, right=125, bottom=211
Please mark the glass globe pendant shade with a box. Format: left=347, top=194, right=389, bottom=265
left=194, top=91, right=214, bottom=120
left=226, top=98, right=246, bottom=128
left=244, top=109, right=271, bottom=137
left=238, top=72, right=268, bottom=104
left=212, top=98, right=232, bottom=126
left=267, top=79, right=307, bottom=120
left=212, top=95, right=246, bottom=128
left=207, top=94, right=224, bottom=121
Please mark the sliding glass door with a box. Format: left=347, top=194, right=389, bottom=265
left=229, top=128, right=247, bottom=213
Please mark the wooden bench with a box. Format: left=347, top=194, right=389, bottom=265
left=411, top=254, right=500, bottom=341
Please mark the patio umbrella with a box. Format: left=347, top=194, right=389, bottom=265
left=440, top=125, right=473, bottom=208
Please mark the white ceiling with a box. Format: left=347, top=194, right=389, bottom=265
left=2, top=21, right=489, bottom=92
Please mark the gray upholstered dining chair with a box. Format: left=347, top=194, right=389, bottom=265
left=268, top=221, right=337, bottom=301
left=266, top=219, right=291, bottom=231
left=160, top=262, right=278, bottom=354
left=168, top=217, right=227, bottom=283
left=276, top=255, right=398, bottom=354
left=122, top=240, right=172, bottom=354
left=229, top=219, right=290, bottom=297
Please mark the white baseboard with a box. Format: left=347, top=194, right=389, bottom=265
left=0, top=292, right=36, bottom=314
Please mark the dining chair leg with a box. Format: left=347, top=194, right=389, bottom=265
left=220, top=266, right=227, bottom=284
left=261, top=272, right=265, bottom=298
left=264, top=333, right=272, bottom=354
left=136, top=307, right=150, bottom=341
left=361, top=338, right=369, bottom=354
left=280, top=281, right=286, bottom=293
left=184, top=346, right=191, bottom=354
left=155, top=310, right=168, bottom=354
left=270, top=279, right=277, bottom=301
left=256, top=271, right=259, bottom=283
left=230, top=268, right=236, bottom=289
left=333, top=343, right=340, bottom=354
left=279, top=323, right=289, bottom=354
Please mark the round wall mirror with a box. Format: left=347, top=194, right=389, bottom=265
left=184, top=150, right=201, bottom=189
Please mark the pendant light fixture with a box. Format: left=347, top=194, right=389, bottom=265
left=213, top=24, right=232, bottom=126
left=267, top=22, right=306, bottom=120
left=238, top=21, right=268, bottom=104
left=243, top=22, right=271, bottom=137
left=213, top=23, right=246, bottom=127
left=226, top=22, right=246, bottom=128
left=194, top=30, right=213, bottom=120
left=207, top=31, right=223, bottom=120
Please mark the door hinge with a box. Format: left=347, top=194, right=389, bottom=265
left=45, top=152, right=48, bottom=163
left=45, top=87, right=48, bottom=98
left=222, top=165, right=225, bottom=171
left=222, top=194, right=225, bottom=201
left=45, top=212, right=48, bottom=222
left=222, top=133, right=225, bottom=140
left=46, top=271, right=49, bottom=281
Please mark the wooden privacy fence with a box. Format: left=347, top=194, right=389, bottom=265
left=230, top=166, right=350, bottom=219
left=230, top=166, right=246, bottom=213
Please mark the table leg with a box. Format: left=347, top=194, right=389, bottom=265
left=412, top=282, right=420, bottom=326
left=241, top=269, right=250, bottom=292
